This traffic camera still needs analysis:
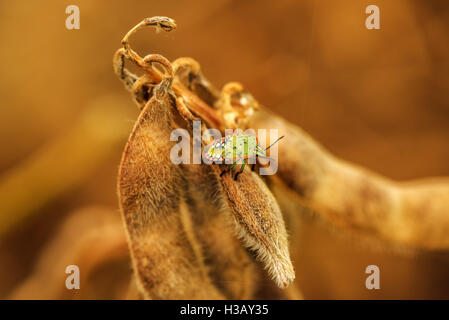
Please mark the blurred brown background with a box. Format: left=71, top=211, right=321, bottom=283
left=0, top=0, right=448, bottom=299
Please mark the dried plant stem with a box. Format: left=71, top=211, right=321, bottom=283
left=183, top=70, right=449, bottom=249
left=178, top=67, right=449, bottom=250
left=8, top=207, right=129, bottom=299
left=113, top=17, right=222, bottom=130
left=251, top=109, right=449, bottom=249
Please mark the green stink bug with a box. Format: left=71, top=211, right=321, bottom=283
left=205, top=133, right=285, bottom=180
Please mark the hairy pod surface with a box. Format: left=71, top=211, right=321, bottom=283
left=218, top=169, right=295, bottom=288
left=182, top=163, right=260, bottom=298
left=118, top=81, right=223, bottom=299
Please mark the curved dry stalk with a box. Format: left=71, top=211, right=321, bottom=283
left=121, top=16, right=177, bottom=64
left=250, top=108, right=449, bottom=249
left=216, top=82, right=259, bottom=129
left=172, top=57, right=201, bottom=79
left=174, top=70, right=449, bottom=250
left=185, top=73, right=449, bottom=250
left=173, top=59, right=221, bottom=108
left=8, top=207, right=129, bottom=299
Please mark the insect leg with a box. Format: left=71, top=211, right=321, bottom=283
left=250, top=154, right=257, bottom=171
left=229, top=161, right=238, bottom=170
left=264, top=135, right=285, bottom=151
left=220, top=161, right=238, bottom=177
left=251, top=156, right=256, bottom=171
left=234, top=159, right=246, bottom=181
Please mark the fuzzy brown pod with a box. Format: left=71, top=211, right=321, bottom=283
left=118, top=79, right=224, bottom=299
left=218, top=169, right=295, bottom=288
left=181, top=163, right=260, bottom=299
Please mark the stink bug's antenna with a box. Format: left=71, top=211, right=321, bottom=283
left=265, top=135, right=285, bottom=151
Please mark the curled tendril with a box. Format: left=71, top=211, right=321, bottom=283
left=113, top=16, right=222, bottom=129
left=120, top=16, right=177, bottom=67
left=113, top=48, right=139, bottom=91
left=113, top=17, right=177, bottom=107
left=218, top=82, right=260, bottom=129
left=172, top=57, right=201, bottom=79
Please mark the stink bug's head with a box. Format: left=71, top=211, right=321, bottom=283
left=206, top=139, right=225, bottom=162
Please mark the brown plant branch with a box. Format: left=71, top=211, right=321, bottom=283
left=164, top=52, right=449, bottom=250
left=250, top=108, right=449, bottom=249
left=8, top=207, right=129, bottom=299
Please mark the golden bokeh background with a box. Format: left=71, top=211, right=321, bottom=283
left=0, top=0, right=448, bottom=299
